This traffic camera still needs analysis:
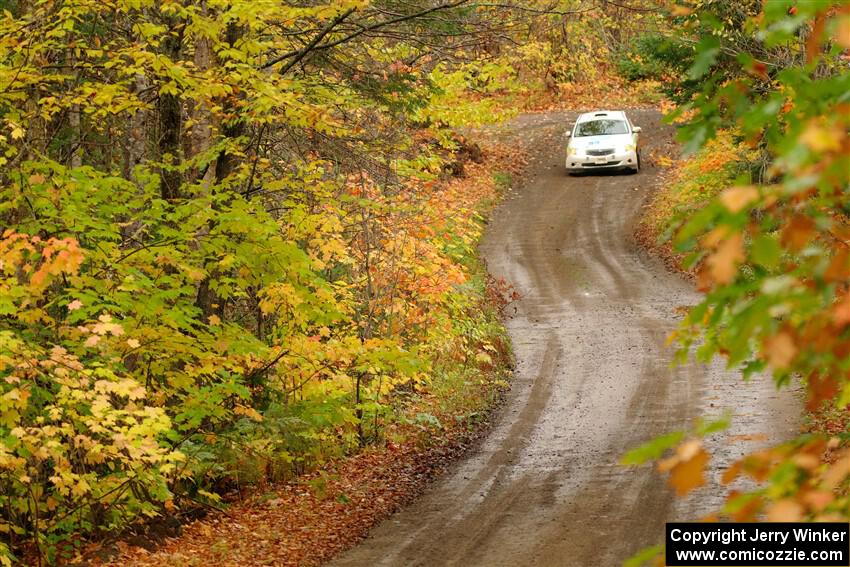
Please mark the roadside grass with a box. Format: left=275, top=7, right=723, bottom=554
left=492, top=170, right=513, bottom=191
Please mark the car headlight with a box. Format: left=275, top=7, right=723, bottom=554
left=568, top=146, right=580, bottom=156
left=623, top=144, right=636, bottom=152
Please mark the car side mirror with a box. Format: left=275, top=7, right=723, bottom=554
left=632, top=126, right=642, bottom=133
left=563, top=131, right=571, bottom=139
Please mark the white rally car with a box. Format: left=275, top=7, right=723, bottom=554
left=564, top=110, right=641, bottom=174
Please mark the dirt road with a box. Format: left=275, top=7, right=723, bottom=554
left=328, top=110, right=798, bottom=566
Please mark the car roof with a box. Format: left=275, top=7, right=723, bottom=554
left=576, top=110, right=627, bottom=122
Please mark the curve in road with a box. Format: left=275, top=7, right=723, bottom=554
left=328, top=109, right=798, bottom=567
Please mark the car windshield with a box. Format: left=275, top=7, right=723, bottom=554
left=574, top=119, right=628, bottom=137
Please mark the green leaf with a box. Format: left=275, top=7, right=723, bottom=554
left=687, top=36, right=720, bottom=80
left=750, top=235, right=782, bottom=269
left=694, top=413, right=731, bottom=437
left=621, top=431, right=685, bottom=465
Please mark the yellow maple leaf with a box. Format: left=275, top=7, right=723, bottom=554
left=800, top=121, right=840, bottom=152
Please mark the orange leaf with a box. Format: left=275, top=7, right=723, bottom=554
left=825, top=248, right=850, bottom=282
left=834, top=15, right=850, bottom=49
left=729, top=493, right=763, bottom=521
left=659, top=440, right=709, bottom=496
left=720, top=186, right=759, bottom=213
left=792, top=453, right=820, bottom=470
left=706, top=232, right=744, bottom=284
left=750, top=61, right=768, bottom=80
left=767, top=499, right=803, bottom=522
left=800, top=121, right=840, bottom=152
left=833, top=293, right=850, bottom=329
left=781, top=215, right=816, bottom=251
left=822, top=451, right=850, bottom=488
left=702, top=226, right=730, bottom=249
left=695, top=263, right=714, bottom=292
left=721, top=460, right=743, bottom=485
left=763, top=331, right=797, bottom=370
left=741, top=450, right=774, bottom=482
left=802, top=490, right=834, bottom=512
left=806, top=371, right=841, bottom=411
left=805, top=15, right=826, bottom=64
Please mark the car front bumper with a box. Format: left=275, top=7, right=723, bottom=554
left=565, top=150, right=637, bottom=171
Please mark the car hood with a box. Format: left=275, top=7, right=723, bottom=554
left=569, top=133, right=633, bottom=150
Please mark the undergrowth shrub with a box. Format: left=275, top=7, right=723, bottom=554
left=642, top=132, right=754, bottom=242
left=616, top=34, right=696, bottom=102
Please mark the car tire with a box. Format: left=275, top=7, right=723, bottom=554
left=631, top=151, right=641, bottom=174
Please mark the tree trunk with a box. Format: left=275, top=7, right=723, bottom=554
left=195, top=21, right=245, bottom=319
left=158, top=30, right=183, bottom=201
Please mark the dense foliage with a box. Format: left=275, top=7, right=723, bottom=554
left=616, top=34, right=694, bottom=89
left=627, top=1, right=850, bottom=563
left=640, top=131, right=752, bottom=241
left=0, top=0, right=547, bottom=562
left=0, top=0, right=666, bottom=561
left=15, top=0, right=842, bottom=563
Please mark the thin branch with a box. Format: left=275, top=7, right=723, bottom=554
left=244, top=348, right=291, bottom=382
left=263, top=0, right=473, bottom=72
left=267, top=7, right=358, bottom=73
left=472, top=2, right=592, bottom=16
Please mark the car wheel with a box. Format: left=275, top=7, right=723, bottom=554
left=632, top=151, right=641, bottom=174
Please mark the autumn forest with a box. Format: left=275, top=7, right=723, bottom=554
left=0, top=0, right=849, bottom=565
